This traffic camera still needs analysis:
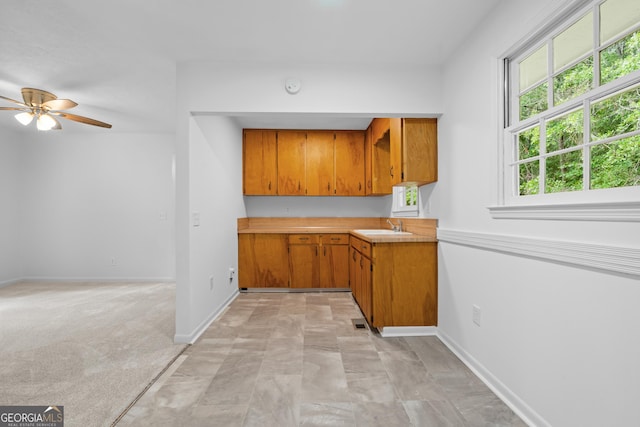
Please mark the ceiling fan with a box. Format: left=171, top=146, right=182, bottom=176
left=0, top=87, right=112, bottom=130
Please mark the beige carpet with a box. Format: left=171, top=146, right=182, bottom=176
left=0, top=281, right=186, bottom=427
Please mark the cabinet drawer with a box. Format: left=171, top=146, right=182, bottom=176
left=289, top=234, right=319, bottom=244
left=321, top=234, right=349, bottom=245
left=350, top=236, right=371, bottom=258
left=359, top=240, right=372, bottom=258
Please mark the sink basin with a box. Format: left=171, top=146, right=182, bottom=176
left=353, top=229, right=412, bottom=235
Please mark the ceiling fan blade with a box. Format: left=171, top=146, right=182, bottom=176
left=22, top=87, right=57, bottom=106
left=0, top=94, right=28, bottom=107
left=43, top=98, right=78, bottom=111
left=0, top=106, right=29, bottom=111
left=55, top=112, right=112, bottom=128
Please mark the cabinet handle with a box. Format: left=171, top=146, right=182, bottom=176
left=298, top=181, right=301, bottom=191
left=330, top=237, right=340, bottom=241
left=390, top=165, right=394, bottom=178
left=323, top=247, right=326, bottom=256
left=327, top=182, right=330, bottom=192
left=299, top=237, right=309, bottom=241
left=352, top=251, right=356, bottom=261
left=268, top=181, right=271, bottom=190
left=359, top=182, right=362, bottom=191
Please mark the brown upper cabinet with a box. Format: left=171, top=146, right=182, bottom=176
left=242, top=119, right=437, bottom=196
left=365, top=119, right=393, bottom=195
left=335, top=131, right=365, bottom=196
left=389, top=118, right=438, bottom=186
left=242, top=130, right=277, bottom=195
left=306, top=131, right=334, bottom=196
left=277, top=130, right=307, bottom=195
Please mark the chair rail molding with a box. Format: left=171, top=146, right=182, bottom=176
left=437, top=228, right=640, bottom=277
left=488, top=201, right=640, bottom=222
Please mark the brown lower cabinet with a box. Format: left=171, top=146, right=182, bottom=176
left=350, top=236, right=437, bottom=328
left=289, top=234, right=349, bottom=288
left=239, top=233, right=349, bottom=289
left=238, top=234, right=289, bottom=288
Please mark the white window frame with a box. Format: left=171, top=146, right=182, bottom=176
left=490, top=0, right=640, bottom=222
left=392, top=185, right=419, bottom=217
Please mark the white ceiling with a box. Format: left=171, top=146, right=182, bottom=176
left=0, top=0, right=500, bottom=134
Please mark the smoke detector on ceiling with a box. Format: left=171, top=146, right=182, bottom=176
left=284, top=78, right=301, bottom=95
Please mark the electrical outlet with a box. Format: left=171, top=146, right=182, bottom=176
left=110, top=257, right=117, bottom=267
left=472, top=305, right=482, bottom=326
left=228, top=267, right=235, bottom=283
left=209, top=275, right=214, bottom=290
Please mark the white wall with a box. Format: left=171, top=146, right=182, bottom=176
left=244, top=195, right=390, bottom=218
left=175, top=60, right=443, bottom=341
left=18, top=132, right=175, bottom=281
left=433, top=1, right=640, bottom=426
left=174, top=115, right=247, bottom=342
left=0, top=128, right=23, bottom=285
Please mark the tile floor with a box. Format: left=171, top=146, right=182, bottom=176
left=118, top=292, right=526, bottom=426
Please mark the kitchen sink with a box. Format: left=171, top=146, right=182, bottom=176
left=353, top=229, right=412, bottom=235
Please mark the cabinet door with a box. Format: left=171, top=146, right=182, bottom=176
left=320, top=244, right=349, bottom=288
left=402, top=118, right=438, bottom=185
left=364, top=125, right=373, bottom=195
left=360, top=254, right=372, bottom=323
left=389, top=118, right=403, bottom=186
left=335, top=131, right=365, bottom=196
left=371, top=124, right=392, bottom=195
left=238, top=234, right=289, bottom=288
left=243, top=130, right=277, bottom=195
left=349, top=246, right=361, bottom=303
left=289, top=244, right=319, bottom=288
left=306, top=131, right=334, bottom=195
left=277, top=131, right=306, bottom=195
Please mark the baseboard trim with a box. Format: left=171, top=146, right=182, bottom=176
left=18, top=276, right=176, bottom=283
left=437, top=329, right=548, bottom=427
left=0, top=278, right=22, bottom=289
left=174, top=289, right=239, bottom=344
left=437, top=228, right=640, bottom=277
left=378, top=326, right=437, bottom=337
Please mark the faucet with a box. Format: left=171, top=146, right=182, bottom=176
left=386, top=218, right=403, bottom=232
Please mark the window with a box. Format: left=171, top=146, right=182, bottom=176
left=500, top=0, right=640, bottom=215
left=392, top=185, right=419, bottom=217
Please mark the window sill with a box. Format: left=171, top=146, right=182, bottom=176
left=488, top=201, right=640, bottom=222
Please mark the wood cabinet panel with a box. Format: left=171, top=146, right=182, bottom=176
left=335, top=131, right=365, bottom=196
left=238, top=234, right=289, bottom=288
left=243, top=130, right=277, bottom=195
left=369, top=124, right=392, bottom=195
left=277, top=131, right=306, bottom=195
left=371, top=242, right=437, bottom=327
left=306, top=131, right=334, bottom=196
left=320, top=234, right=349, bottom=245
left=289, top=234, right=320, bottom=245
left=350, top=238, right=372, bottom=323
left=389, top=118, right=438, bottom=186
left=403, top=118, right=438, bottom=184
left=289, top=233, right=349, bottom=288
left=389, top=118, right=403, bottom=186
left=320, top=244, right=349, bottom=288
left=364, top=126, right=373, bottom=194
left=289, top=244, right=319, bottom=288
left=370, top=117, right=390, bottom=145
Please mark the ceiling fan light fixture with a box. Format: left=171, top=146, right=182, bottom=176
left=15, top=111, right=34, bottom=126
left=37, top=113, right=56, bottom=131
